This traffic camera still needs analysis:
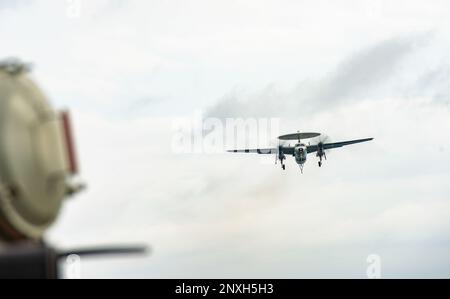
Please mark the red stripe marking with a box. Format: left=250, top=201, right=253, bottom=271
left=61, top=111, right=78, bottom=174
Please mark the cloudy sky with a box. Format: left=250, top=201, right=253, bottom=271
left=1, top=0, right=450, bottom=278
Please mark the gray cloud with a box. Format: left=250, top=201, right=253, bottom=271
left=415, top=66, right=450, bottom=105
left=206, top=34, right=432, bottom=119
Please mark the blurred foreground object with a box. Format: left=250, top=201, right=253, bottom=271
left=0, top=243, right=147, bottom=279
left=0, top=58, right=82, bottom=241
left=0, top=58, right=148, bottom=278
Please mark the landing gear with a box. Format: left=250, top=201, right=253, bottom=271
left=317, top=143, right=327, bottom=168
left=277, top=150, right=286, bottom=171
left=317, top=153, right=326, bottom=168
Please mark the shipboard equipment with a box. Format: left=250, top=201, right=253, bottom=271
left=0, top=59, right=82, bottom=240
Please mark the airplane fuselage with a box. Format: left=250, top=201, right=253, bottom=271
left=294, top=143, right=307, bottom=165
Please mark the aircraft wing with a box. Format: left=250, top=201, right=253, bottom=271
left=227, top=148, right=278, bottom=154
left=307, top=138, right=373, bottom=154
left=227, top=146, right=296, bottom=155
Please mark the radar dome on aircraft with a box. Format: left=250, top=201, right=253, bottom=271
left=0, top=59, right=82, bottom=241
